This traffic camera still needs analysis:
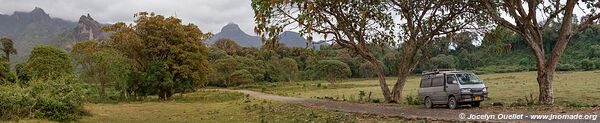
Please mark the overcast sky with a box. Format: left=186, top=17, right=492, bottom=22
left=0, top=0, right=257, bottom=35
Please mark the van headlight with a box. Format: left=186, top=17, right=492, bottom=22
left=482, top=87, right=487, bottom=92
left=461, top=88, right=471, bottom=93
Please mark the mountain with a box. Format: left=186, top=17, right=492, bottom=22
left=206, top=23, right=310, bottom=48
left=206, top=23, right=262, bottom=47
left=51, top=14, right=107, bottom=51
left=0, top=7, right=77, bottom=62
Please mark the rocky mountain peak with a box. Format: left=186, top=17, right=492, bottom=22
left=221, top=23, right=243, bottom=33
left=76, top=13, right=103, bottom=41
left=29, top=7, right=51, bottom=20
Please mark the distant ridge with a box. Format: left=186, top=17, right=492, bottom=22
left=206, top=23, right=310, bottom=48
left=0, top=7, right=77, bottom=62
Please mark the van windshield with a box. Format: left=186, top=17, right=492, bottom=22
left=456, top=74, right=483, bottom=84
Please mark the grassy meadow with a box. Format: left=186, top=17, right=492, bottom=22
left=12, top=71, right=599, bottom=123
left=241, top=71, right=600, bottom=107
left=16, top=90, right=412, bottom=123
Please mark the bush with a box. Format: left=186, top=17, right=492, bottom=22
left=24, top=45, right=74, bottom=80
left=566, top=101, right=593, bottom=108
left=475, top=65, right=529, bottom=73
left=316, top=60, right=351, bottom=84
left=229, top=69, right=255, bottom=86
left=0, top=60, right=16, bottom=85
left=0, top=84, right=34, bottom=120
left=358, top=63, right=377, bottom=78
left=579, top=59, right=597, bottom=71
left=557, top=63, right=577, bottom=71
left=0, top=76, right=88, bottom=122
left=429, top=54, right=458, bottom=69
left=405, top=95, right=421, bottom=105
left=28, top=76, right=88, bottom=121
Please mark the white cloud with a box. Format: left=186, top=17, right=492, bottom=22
left=0, top=0, right=257, bottom=35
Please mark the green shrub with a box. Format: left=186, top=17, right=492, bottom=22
left=0, top=60, right=16, bottom=85
left=566, top=101, right=592, bottom=108
left=24, top=45, right=74, bottom=80
left=475, top=65, right=529, bottom=73
left=358, top=63, right=377, bottom=78
left=0, top=75, right=88, bottom=122
left=429, top=54, right=458, bottom=69
left=229, top=69, right=255, bottom=86
left=28, top=76, right=88, bottom=121
left=579, top=59, right=597, bottom=71
left=316, top=60, right=351, bottom=84
left=405, top=95, right=421, bottom=105
left=0, top=84, right=35, bottom=120
left=557, top=63, right=577, bottom=71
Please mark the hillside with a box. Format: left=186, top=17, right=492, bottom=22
left=205, top=23, right=311, bottom=48
left=0, top=7, right=77, bottom=62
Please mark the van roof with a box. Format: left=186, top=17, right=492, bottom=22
left=421, top=69, right=474, bottom=76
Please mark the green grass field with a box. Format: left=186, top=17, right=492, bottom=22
left=15, top=71, right=599, bottom=122
left=241, top=71, right=600, bottom=107
left=17, top=90, right=412, bottom=123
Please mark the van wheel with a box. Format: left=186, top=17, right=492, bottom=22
left=448, top=97, right=457, bottom=109
left=425, top=97, right=433, bottom=109
left=472, top=101, right=481, bottom=107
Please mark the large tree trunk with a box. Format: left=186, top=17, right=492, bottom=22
left=537, top=69, right=554, bottom=104
left=391, top=67, right=413, bottom=102
left=367, top=59, right=392, bottom=102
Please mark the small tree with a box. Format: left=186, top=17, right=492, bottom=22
left=24, top=45, right=73, bottom=80
left=212, top=38, right=241, bottom=55
left=429, top=54, right=458, bottom=69
left=15, top=62, right=28, bottom=84
left=278, top=58, right=298, bottom=82
left=209, top=57, right=239, bottom=86
left=71, top=41, right=133, bottom=99
left=0, top=37, right=17, bottom=62
left=0, top=60, right=16, bottom=84
left=229, top=69, right=254, bottom=86
left=359, top=63, right=377, bottom=78
left=317, top=60, right=351, bottom=84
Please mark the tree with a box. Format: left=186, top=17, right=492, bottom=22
left=102, top=12, right=212, bottom=100
left=479, top=0, right=600, bottom=104
left=24, top=45, right=73, bottom=80
left=429, top=54, right=459, bottom=69
left=208, top=47, right=230, bottom=61
left=0, top=60, right=16, bottom=84
left=142, top=61, right=175, bottom=99
left=209, top=57, right=239, bottom=86
left=15, top=62, right=29, bottom=83
left=253, top=0, right=396, bottom=101
left=0, top=37, right=16, bottom=62
left=71, top=41, right=132, bottom=99
left=236, top=56, right=266, bottom=82
left=229, top=69, right=254, bottom=86
left=316, top=60, right=351, bottom=84
left=212, top=38, right=241, bottom=55
left=277, top=58, right=298, bottom=82
left=359, top=63, right=377, bottom=78
left=253, top=0, right=484, bottom=102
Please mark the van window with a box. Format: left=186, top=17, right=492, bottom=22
left=420, top=78, right=431, bottom=88
left=446, top=76, right=456, bottom=84
left=432, top=76, right=444, bottom=87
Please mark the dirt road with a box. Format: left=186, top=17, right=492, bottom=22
left=231, top=90, right=598, bottom=123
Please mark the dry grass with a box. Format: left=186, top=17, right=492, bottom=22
left=16, top=90, right=413, bottom=123
left=248, top=71, right=600, bottom=106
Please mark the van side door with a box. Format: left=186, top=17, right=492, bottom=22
left=431, top=75, right=445, bottom=103
left=444, top=75, right=459, bottom=102
left=418, top=77, right=433, bottom=102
